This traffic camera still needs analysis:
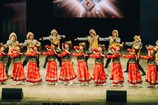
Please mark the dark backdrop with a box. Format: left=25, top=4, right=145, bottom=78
left=2, top=0, right=156, bottom=50
left=26, top=0, right=140, bottom=49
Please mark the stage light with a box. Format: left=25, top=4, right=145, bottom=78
left=53, top=0, right=124, bottom=18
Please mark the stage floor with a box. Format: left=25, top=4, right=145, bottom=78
left=0, top=55, right=158, bottom=105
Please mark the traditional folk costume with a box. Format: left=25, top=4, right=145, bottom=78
left=140, top=47, right=157, bottom=87
left=40, top=29, right=65, bottom=67
left=5, top=32, right=21, bottom=75
left=26, top=46, right=42, bottom=85
left=148, top=40, right=158, bottom=87
left=90, top=44, right=106, bottom=86
left=10, top=47, right=25, bottom=85
left=58, top=41, right=76, bottom=86
left=125, top=35, right=146, bottom=75
left=22, top=32, right=41, bottom=67
left=122, top=48, right=142, bottom=87
left=76, top=29, right=99, bottom=53
left=72, top=42, right=91, bottom=86
left=105, top=43, right=124, bottom=86
left=0, top=44, right=7, bottom=84
left=42, top=44, right=58, bottom=85
left=99, top=29, right=121, bottom=68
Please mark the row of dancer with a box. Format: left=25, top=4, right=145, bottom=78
left=0, top=38, right=158, bottom=87
left=0, top=29, right=157, bottom=87
left=3, top=29, right=146, bottom=77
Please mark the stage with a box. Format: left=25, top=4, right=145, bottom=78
left=0, top=54, right=158, bottom=105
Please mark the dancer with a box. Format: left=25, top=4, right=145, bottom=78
left=10, top=47, right=25, bottom=85
left=105, top=43, right=124, bottom=86
left=99, top=29, right=121, bottom=68
left=5, top=32, right=21, bottom=76
left=124, top=35, right=146, bottom=76
left=39, top=29, right=65, bottom=67
left=139, top=46, right=157, bottom=88
left=0, top=43, right=8, bottom=85
left=57, top=41, right=76, bottom=86
left=122, top=48, right=142, bottom=87
left=75, top=29, right=99, bottom=54
left=25, top=46, right=42, bottom=85
left=42, top=43, right=58, bottom=85
left=22, top=32, right=41, bottom=68
left=72, top=42, right=91, bottom=86
left=90, top=44, right=106, bottom=86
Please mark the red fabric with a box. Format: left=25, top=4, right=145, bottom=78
left=77, top=61, right=91, bottom=82
left=26, top=62, right=42, bottom=83
left=106, top=53, right=124, bottom=84
left=11, top=62, right=25, bottom=81
left=46, top=61, right=58, bottom=82
left=146, top=65, right=157, bottom=85
left=9, top=53, right=20, bottom=58
left=43, top=51, right=55, bottom=56
left=72, top=52, right=83, bottom=57
left=91, top=54, right=102, bottom=58
left=122, top=54, right=136, bottom=58
left=106, top=53, right=120, bottom=58
left=59, top=60, right=76, bottom=81
left=92, top=63, right=106, bottom=84
left=110, top=63, right=124, bottom=84
left=140, top=55, right=152, bottom=59
left=128, top=63, right=142, bottom=84
left=58, top=50, right=68, bottom=57
left=0, top=62, right=7, bottom=82
left=26, top=52, right=37, bottom=56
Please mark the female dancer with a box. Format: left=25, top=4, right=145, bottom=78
left=42, top=43, right=58, bottom=85
left=0, top=44, right=7, bottom=85
left=90, top=44, right=106, bottom=86
left=10, top=47, right=25, bottom=85
left=57, top=41, right=76, bottom=86
left=139, top=46, right=157, bottom=87
left=72, top=42, right=91, bottom=86
left=105, top=43, right=124, bottom=86
left=25, top=46, right=42, bottom=85
left=122, top=48, right=142, bottom=87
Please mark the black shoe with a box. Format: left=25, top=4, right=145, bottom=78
left=124, top=71, right=128, bottom=73
left=104, top=66, right=108, bottom=68
left=141, top=74, right=145, bottom=76
left=43, top=66, right=46, bottom=68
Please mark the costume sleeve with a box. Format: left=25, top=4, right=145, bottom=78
left=122, top=54, right=136, bottom=58
left=72, top=52, right=83, bottom=57
left=106, top=53, right=118, bottom=58
left=6, top=40, right=11, bottom=46
left=22, top=40, right=28, bottom=46
left=140, top=55, right=152, bottom=60
left=76, top=37, right=88, bottom=41
left=58, top=50, right=67, bottom=57
left=42, top=35, right=53, bottom=41
left=125, top=42, right=133, bottom=46
left=91, top=54, right=102, bottom=58
left=99, top=37, right=109, bottom=41
left=116, top=37, right=121, bottom=43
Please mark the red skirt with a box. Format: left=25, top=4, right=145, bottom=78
left=46, top=60, right=58, bottom=82
left=92, top=63, right=106, bottom=84
left=156, top=68, right=158, bottom=84
left=0, top=62, right=7, bottom=82
left=11, top=62, right=25, bottom=81
left=110, top=63, right=124, bottom=84
left=146, top=65, right=157, bottom=85
left=59, top=60, right=76, bottom=81
left=128, top=63, right=142, bottom=84
left=77, top=61, right=91, bottom=82
left=26, top=61, right=42, bottom=83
